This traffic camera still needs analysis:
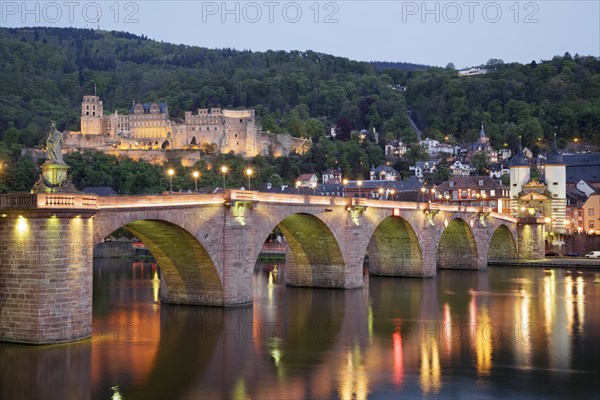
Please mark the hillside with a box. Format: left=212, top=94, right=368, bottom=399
left=1, top=27, right=599, bottom=151
left=0, top=26, right=410, bottom=145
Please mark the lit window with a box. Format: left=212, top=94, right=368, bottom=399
left=590, top=209, right=595, bottom=217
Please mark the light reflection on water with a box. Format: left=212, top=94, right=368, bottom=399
left=0, top=260, right=598, bottom=399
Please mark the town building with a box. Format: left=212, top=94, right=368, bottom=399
left=384, top=140, right=407, bottom=157
left=489, top=162, right=510, bottom=179
left=296, top=173, right=319, bottom=187
left=410, top=160, right=439, bottom=181
left=321, top=168, right=342, bottom=184
left=563, top=153, right=600, bottom=185
left=67, top=95, right=310, bottom=159
left=449, top=159, right=473, bottom=176
left=370, top=165, right=400, bottom=181
left=566, top=186, right=589, bottom=234
left=458, top=67, right=488, bottom=76
left=582, top=193, right=600, bottom=234
left=509, top=137, right=568, bottom=241
left=343, top=176, right=422, bottom=199
left=433, top=175, right=509, bottom=214
left=469, top=123, right=498, bottom=163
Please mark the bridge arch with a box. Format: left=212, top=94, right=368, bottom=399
left=95, top=216, right=223, bottom=306
left=367, top=216, right=423, bottom=276
left=437, top=218, right=478, bottom=269
left=487, top=224, right=518, bottom=261
left=254, top=212, right=346, bottom=288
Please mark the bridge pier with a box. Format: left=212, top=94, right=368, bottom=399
left=0, top=210, right=95, bottom=344
left=517, top=218, right=546, bottom=260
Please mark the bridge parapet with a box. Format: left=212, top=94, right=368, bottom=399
left=0, top=193, right=98, bottom=210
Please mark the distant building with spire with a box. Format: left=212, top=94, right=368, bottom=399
left=469, top=122, right=498, bottom=163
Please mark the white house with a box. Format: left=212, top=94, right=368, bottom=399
left=458, top=67, right=488, bottom=76
left=385, top=140, right=407, bottom=157
left=296, top=173, right=318, bottom=187
left=450, top=160, right=472, bottom=176
left=410, top=160, right=439, bottom=180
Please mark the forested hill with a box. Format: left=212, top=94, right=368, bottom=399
left=0, top=27, right=599, bottom=152
left=0, top=26, right=411, bottom=145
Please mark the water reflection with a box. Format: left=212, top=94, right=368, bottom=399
left=0, top=260, right=599, bottom=399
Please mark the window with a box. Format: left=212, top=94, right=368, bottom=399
left=590, top=221, right=595, bottom=228
left=590, top=209, right=595, bottom=217
left=490, top=190, right=496, bottom=196
left=481, top=190, right=486, bottom=196
left=512, top=183, right=517, bottom=187
left=444, top=191, right=449, bottom=197
left=479, top=180, right=484, bottom=186
left=553, top=182, right=558, bottom=185
left=449, top=181, right=454, bottom=187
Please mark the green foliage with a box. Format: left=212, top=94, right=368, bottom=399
left=471, top=152, right=489, bottom=175
left=530, top=166, right=542, bottom=182
left=401, top=54, right=600, bottom=151
left=0, top=27, right=409, bottom=140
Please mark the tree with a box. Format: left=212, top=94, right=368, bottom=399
left=267, top=173, right=283, bottom=187
left=530, top=166, right=542, bottom=182
left=406, top=145, right=428, bottom=164
left=472, top=152, right=489, bottom=175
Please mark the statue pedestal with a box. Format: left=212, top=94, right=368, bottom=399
left=32, top=162, right=77, bottom=193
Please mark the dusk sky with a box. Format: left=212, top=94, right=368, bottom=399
left=2, top=1, right=599, bottom=67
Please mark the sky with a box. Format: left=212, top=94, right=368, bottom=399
left=1, top=1, right=599, bottom=67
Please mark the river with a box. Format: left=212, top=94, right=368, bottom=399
left=1, top=258, right=599, bottom=399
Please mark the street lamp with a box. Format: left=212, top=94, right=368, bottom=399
left=192, top=171, right=199, bottom=191
left=342, top=178, right=349, bottom=197
left=390, top=189, right=396, bottom=201
left=311, top=181, right=317, bottom=196
left=378, top=188, right=384, bottom=199
left=357, top=180, right=363, bottom=197
left=221, top=165, right=228, bottom=189
left=167, top=168, right=175, bottom=194
left=246, top=168, right=253, bottom=190
left=295, top=181, right=301, bottom=194
left=420, top=187, right=426, bottom=202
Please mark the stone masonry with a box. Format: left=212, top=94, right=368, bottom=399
left=0, top=192, right=542, bottom=344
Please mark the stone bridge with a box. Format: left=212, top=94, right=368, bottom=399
left=0, top=191, right=545, bottom=344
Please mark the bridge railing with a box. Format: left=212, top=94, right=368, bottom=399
left=0, top=193, right=98, bottom=210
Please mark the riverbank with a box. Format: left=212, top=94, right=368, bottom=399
left=489, top=258, right=600, bottom=268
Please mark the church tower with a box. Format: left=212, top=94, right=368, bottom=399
left=81, top=95, right=104, bottom=134
left=509, top=138, right=529, bottom=217
left=479, top=121, right=489, bottom=144
left=544, top=134, right=567, bottom=234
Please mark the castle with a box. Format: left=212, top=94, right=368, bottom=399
left=65, top=95, right=310, bottom=160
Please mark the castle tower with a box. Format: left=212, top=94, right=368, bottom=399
left=544, top=134, right=567, bottom=234
left=81, top=95, right=104, bottom=134
left=509, top=139, right=529, bottom=217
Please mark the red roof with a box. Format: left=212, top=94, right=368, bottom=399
left=297, top=174, right=316, bottom=181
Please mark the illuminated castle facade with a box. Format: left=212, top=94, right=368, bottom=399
left=68, top=95, right=309, bottom=158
